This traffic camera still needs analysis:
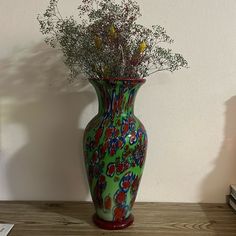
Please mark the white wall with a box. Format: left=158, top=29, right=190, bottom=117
left=1, top=0, right=236, bottom=203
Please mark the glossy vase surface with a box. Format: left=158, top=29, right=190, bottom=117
left=83, top=78, right=148, bottom=230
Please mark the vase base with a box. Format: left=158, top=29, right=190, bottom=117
left=93, top=213, right=134, bottom=230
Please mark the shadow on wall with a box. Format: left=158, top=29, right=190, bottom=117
left=201, top=96, right=236, bottom=203
left=0, top=43, right=96, bottom=200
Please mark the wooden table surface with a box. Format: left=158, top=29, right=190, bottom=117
left=0, top=201, right=235, bottom=236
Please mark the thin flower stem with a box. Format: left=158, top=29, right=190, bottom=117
left=148, top=68, right=171, bottom=76
left=56, top=5, right=63, bottom=19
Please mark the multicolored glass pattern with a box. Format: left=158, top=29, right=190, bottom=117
left=83, top=78, right=147, bottom=222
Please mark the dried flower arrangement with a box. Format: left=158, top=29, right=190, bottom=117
left=38, top=0, right=188, bottom=80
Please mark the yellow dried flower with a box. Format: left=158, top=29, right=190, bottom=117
left=139, top=41, right=147, bottom=53
left=94, top=36, right=102, bottom=49
left=110, top=25, right=115, bottom=34
left=103, top=65, right=110, bottom=78
left=109, top=25, right=117, bottom=39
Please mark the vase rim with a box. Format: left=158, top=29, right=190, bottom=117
left=89, top=78, right=146, bottom=83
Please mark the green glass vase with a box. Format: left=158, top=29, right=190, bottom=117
left=83, top=78, right=147, bottom=230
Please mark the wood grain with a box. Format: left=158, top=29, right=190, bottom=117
left=0, top=202, right=235, bottom=235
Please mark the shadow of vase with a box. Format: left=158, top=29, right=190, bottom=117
left=200, top=96, right=236, bottom=203
left=0, top=42, right=96, bottom=201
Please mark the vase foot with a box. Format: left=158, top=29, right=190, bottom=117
left=93, top=213, right=134, bottom=230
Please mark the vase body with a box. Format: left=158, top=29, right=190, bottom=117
left=83, top=78, right=147, bottom=229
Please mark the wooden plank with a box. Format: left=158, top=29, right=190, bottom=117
left=0, top=202, right=235, bottom=235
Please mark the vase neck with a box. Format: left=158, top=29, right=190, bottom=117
left=90, top=79, right=144, bottom=117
